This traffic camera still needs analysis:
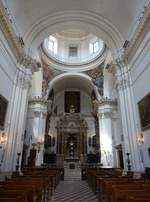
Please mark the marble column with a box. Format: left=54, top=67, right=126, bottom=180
left=26, top=99, right=51, bottom=166
left=95, top=98, right=117, bottom=167
left=115, top=59, right=144, bottom=172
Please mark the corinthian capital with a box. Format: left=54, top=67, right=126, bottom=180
left=29, top=98, right=52, bottom=107
left=98, top=97, right=117, bottom=106
left=19, top=55, right=41, bottom=73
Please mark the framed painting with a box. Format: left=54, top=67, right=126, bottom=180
left=65, top=91, right=80, bottom=113
left=138, top=93, right=150, bottom=131
left=0, top=95, right=8, bottom=130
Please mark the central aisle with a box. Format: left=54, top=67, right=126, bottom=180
left=52, top=165, right=98, bottom=202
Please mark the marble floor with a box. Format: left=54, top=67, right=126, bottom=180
left=52, top=166, right=98, bottom=202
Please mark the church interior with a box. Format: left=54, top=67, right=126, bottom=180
left=0, top=0, right=150, bottom=201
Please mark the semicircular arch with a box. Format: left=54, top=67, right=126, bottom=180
left=46, top=72, right=99, bottom=100
left=24, top=10, right=124, bottom=58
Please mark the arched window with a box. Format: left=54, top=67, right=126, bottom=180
left=89, top=41, right=99, bottom=54
left=48, top=35, right=57, bottom=54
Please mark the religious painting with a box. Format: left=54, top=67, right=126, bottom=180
left=138, top=93, right=150, bottom=131
left=0, top=95, right=8, bottom=130
left=87, top=65, right=104, bottom=96
left=65, top=91, right=80, bottom=113
left=92, top=77, right=104, bottom=96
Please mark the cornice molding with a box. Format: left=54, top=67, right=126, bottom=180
left=0, top=1, right=23, bottom=62
left=39, top=44, right=106, bottom=72
left=0, top=1, right=41, bottom=73
left=124, top=3, right=150, bottom=63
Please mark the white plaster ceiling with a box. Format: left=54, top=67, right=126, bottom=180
left=58, top=29, right=89, bottom=39
left=50, top=74, right=93, bottom=96
left=4, top=0, right=146, bottom=43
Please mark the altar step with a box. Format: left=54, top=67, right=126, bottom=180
left=64, top=168, right=81, bottom=181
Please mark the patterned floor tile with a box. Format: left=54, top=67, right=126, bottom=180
left=52, top=167, right=98, bottom=202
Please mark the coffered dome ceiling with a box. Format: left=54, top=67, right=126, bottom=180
left=3, top=0, right=146, bottom=51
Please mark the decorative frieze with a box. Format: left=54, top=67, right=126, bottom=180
left=56, top=113, right=88, bottom=131
left=0, top=1, right=23, bottom=61
left=93, top=97, right=117, bottom=108
left=20, top=55, right=41, bottom=73
left=28, top=99, right=52, bottom=118
left=99, top=97, right=117, bottom=106
left=123, top=2, right=150, bottom=63
left=29, top=98, right=51, bottom=106
left=0, top=2, right=41, bottom=73
left=93, top=97, right=118, bottom=119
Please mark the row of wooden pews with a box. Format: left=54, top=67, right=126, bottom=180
left=84, top=166, right=150, bottom=202
left=0, top=166, right=64, bottom=202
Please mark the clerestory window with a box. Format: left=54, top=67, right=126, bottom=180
left=48, top=36, right=57, bottom=54
left=89, top=41, right=99, bottom=54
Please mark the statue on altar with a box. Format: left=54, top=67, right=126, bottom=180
left=69, top=104, right=76, bottom=113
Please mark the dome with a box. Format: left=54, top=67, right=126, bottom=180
left=41, top=29, right=105, bottom=71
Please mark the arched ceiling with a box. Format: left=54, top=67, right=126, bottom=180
left=48, top=73, right=94, bottom=96
left=58, top=29, right=89, bottom=39
left=4, top=0, right=146, bottom=45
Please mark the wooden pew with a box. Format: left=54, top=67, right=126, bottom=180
left=97, top=177, right=150, bottom=202
left=111, top=184, right=150, bottom=202
left=0, top=167, right=63, bottom=202
left=0, top=190, right=27, bottom=202
left=85, top=166, right=150, bottom=202
left=0, top=198, right=24, bottom=202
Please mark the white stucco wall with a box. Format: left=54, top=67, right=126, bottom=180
left=130, top=31, right=150, bottom=168
left=0, top=30, right=17, bottom=101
